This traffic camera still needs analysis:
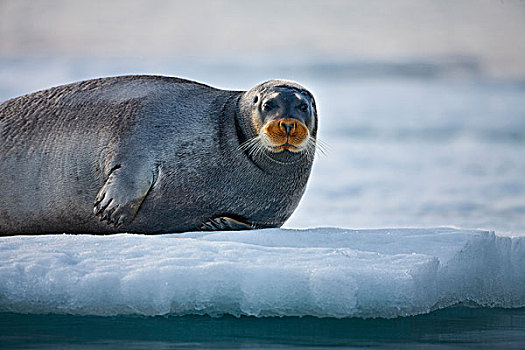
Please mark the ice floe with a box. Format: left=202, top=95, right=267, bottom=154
left=0, top=227, right=523, bottom=318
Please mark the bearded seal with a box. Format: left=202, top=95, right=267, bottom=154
left=0, top=75, right=318, bottom=235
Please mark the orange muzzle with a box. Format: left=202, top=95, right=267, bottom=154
left=263, top=118, right=309, bottom=151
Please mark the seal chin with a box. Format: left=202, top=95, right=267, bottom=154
left=269, top=142, right=303, bottom=153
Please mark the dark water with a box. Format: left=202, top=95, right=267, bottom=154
left=1, top=307, right=524, bottom=349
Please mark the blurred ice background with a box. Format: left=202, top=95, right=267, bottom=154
left=1, top=0, right=525, bottom=234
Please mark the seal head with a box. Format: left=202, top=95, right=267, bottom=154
left=237, top=80, right=318, bottom=166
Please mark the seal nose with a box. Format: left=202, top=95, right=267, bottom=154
left=279, top=120, right=296, bottom=137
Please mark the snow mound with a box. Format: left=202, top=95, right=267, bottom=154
left=0, top=228, right=524, bottom=318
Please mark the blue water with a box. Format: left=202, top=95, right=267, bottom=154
left=1, top=307, right=525, bottom=349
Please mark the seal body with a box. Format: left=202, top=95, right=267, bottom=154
left=0, top=75, right=317, bottom=235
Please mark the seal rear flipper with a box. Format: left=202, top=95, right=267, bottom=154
left=200, top=216, right=256, bottom=231
left=94, top=165, right=154, bottom=227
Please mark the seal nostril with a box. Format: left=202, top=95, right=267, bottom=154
left=280, top=122, right=294, bottom=137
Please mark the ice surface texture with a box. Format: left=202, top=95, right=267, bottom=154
left=0, top=228, right=524, bottom=318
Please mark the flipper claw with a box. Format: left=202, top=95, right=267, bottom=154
left=200, top=216, right=255, bottom=231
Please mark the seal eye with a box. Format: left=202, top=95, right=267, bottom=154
left=299, top=103, right=308, bottom=112
left=253, top=96, right=259, bottom=104
left=262, top=102, right=273, bottom=111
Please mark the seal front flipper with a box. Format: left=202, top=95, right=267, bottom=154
left=94, top=165, right=155, bottom=227
left=200, top=217, right=256, bottom=231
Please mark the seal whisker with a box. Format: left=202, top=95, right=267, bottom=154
left=246, top=140, right=260, bottom=158
left=253, top=141, right=267, bottom=159
left=306, top=138, right=329, bottom=157
left=310, top=139, right=322, bottom=157
left=240, top=136, right=270, bottom=162
left=315, top=138, right=332, bottom=154
left=247, top=144, right=257, bottom=158
left=239, top=136, right=261, bottom=152
left=300, top=138, right=314, bottom=159
left=305, top=142, right=315, bottom=161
